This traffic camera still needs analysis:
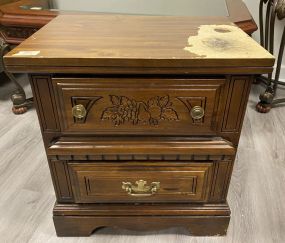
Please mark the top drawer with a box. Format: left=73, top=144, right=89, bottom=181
left=53, top=77, right=226, bottom=135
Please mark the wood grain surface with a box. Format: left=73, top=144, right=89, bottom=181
left=0, top=75, right=284, bottom=242
left=68, top=162, right=214, bottom=203
left=51, top=77, right=225, bottom=135
left=4, top=14, right=273, bottom=71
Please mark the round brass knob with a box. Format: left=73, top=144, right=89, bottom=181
left=190, top=106, right=205, bottom=120
left=72, top=104, right=86, bottom=119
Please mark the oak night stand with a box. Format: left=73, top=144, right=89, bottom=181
left=4, top=14, right=274, bottom=236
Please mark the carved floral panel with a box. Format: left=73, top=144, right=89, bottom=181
left=101, top=95, right=179, bottom=126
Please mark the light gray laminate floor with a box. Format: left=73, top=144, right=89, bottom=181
left=0, top=75, right=285, bottom=243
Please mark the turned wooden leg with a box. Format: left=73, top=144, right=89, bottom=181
left=9, top=79, right=33, bottom=115
left=11, top=92, right=33, bottom=115
left=256, top=102, right=272, bottom=113
left=256, top=86, right=274, bottom=113
left=0, top=38, right=33, bottom=114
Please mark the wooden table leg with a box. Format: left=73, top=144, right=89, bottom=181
left=0, top=38, right=33, bottom=114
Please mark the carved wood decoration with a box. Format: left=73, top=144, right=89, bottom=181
left=47, top=136, right=235, bottom=163
left=71, top=96, right=102, bottom=123
left=177, top=96, right=206, bottom=123
left=0, top=26, right=38, bottom=40
left=50, top=154, right=232, bottom=161
left=72, top=94, right=211, bottom=126
left=52, top=78, right=225, bottom=135
left=101, top=95, right=179, bottom=126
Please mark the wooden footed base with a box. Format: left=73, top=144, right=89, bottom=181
left=256, top=102, right=272, bottom=113
left=53, top=203, right=231, bottom=237
left=54, top=215, right=230, bottom=237
left=11, top=96, right=33, bottom=115
left=12, top=106, right=28, bottom=114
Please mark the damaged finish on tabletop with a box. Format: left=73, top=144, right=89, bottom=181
left=184, top=24, right=274, bottom=59
left=4, top=14, right=274, bottom=72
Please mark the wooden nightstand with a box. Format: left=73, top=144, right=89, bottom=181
left=4, top=14, right=274, bottom=236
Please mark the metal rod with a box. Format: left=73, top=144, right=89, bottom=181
left=260, top=0, right=265, bottom=46
left=272, top=98, right=285, bottom=104
left=265, top=0, right=273, bottom=49
left=273, top=26, right=285, bottom=92
left=269, top=0, right=277, bottom=54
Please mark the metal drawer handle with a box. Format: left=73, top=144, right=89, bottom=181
left=190, top=106, right=205, bottom=120
left=122, top=180, right=160, bottom=197
left=72, top=104, right=87, bottom=119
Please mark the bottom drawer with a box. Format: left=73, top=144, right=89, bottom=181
left=68, top=162, right=214, bottom=203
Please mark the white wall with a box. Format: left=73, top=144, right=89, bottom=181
left=244, top=0, right=285, bottom=81
left=52, top=0, right=228, bottom=16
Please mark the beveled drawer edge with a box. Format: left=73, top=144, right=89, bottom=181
left=47, top=137, right=235, bottom=161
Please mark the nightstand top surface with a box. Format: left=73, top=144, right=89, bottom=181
left=4, top=14, right=274, bottom=72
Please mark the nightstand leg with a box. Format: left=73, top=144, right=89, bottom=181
left=187, top=217, right=230, bottom=236
left=53, top=216, right=96, bottom=237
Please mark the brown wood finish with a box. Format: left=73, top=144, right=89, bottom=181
left=30, top=75, right=60, bottom=131
left=47, top=137, right=236, bottom=157
left=4, top=14, right=274, bottom=237
left=53, top=202, right=231, bottom=216
left=225, top=0, right=258, bottom=34
left=68, top=162, right=214, bottom=203
left=53, top=202, right=231, bottom=236
left=49, top=159, right=73, bottom=202
left=4, top=15, right=274, bottom=70
left=52, top=77, right=225, bottom=135
left=53, top=215, right=230, bottom=237
left=222, top=77, right=251, bottom=132
left=0, top=0, right=17, bottom=4
left=9, top=66, right=274, bottom=75
left=0, top=0, right=53, bottom=44
left=0, top=0, right=257, bottom=46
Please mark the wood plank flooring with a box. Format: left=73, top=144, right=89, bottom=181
left=0, top=75, right=284, bottom=243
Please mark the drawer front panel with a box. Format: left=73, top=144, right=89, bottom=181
left=68, top=162, right=213, bottom=203
left=53, top=78, right=225, bottom=135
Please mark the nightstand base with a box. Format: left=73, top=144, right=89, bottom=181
left=53, top=203, right=230, bottom=236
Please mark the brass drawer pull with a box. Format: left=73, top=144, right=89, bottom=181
left=72, top=104, right=87, bottom=119
left=122, top=180, right=160, bottom=197
left=190, top=106, right=205, bottom=120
